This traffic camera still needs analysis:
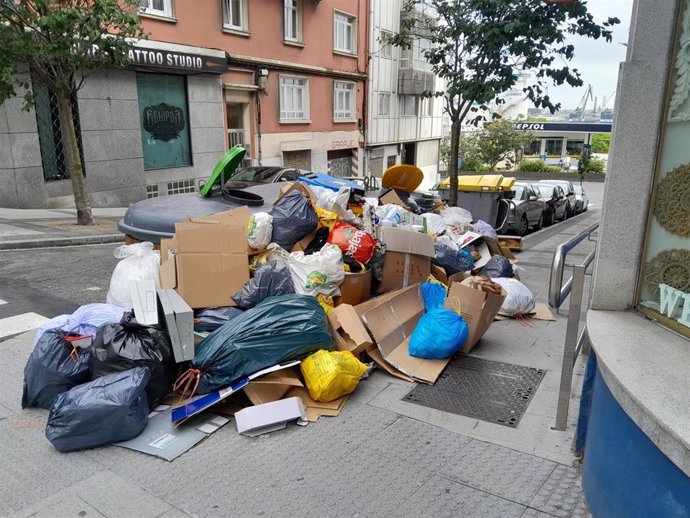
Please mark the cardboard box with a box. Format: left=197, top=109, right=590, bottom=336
left=377, top=228, right=435, bottom=294
left=130, top=280, right=158, bottom=325
left=157, top=289, right=194, bottom=363
left=234, top=397, right=308, bottom=437
left=328, top=304, right=373, bottom=357
left=242, top=367, right=304, bottom=405
left=159, top=215, right=249, bottom=309
left=445, top=281, right=506, bottom=353
left=276, top=181, right=317, bottom=204
left=430, top=265, right=468, bottom=286
left=195, top=206, right=253, bottom=254
left=337, top=270, right=372, bottom=306
left=379, top=188, right=406, bottom=207
left=361, top=284, right=451, bottom=384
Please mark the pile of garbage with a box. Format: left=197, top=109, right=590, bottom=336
left=22, top=165, right=551, bottom=460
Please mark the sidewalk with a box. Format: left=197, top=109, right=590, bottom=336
left=0, top=207, right=126, bottom=249
left=0, top=210, right=599, bottom=518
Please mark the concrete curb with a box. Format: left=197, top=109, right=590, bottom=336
left=0, top=233, right=125, bottom=250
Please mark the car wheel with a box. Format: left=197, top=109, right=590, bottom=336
left=559, top=209, right=567, bottom=222
left=533, top=213, right=543, bottom=231
left=583, top=203, right=588, bottom=212
left=518, top=214, right=529, bottom=236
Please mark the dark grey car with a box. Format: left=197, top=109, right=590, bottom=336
left=506, top=183, right=546, bottom=236
left=533, top=184, right=568, bottom=226
left=538, top=179, right=577, bottom=217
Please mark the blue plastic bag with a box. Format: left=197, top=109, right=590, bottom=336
left=409, top=309, right=469, bottom=360
left=422, top=282, right=447, bottom=310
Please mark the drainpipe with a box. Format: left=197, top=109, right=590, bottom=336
left=255, top=69, right=263, bottom=165
left=361, top=0, right=370, bottom=177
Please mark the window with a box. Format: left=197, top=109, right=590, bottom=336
left=566, top=140, right=584, bottom=156
left=414, top=38, right=433, bottom=71
left=399, top=95, right=418, bottom=117
left=380, top=30, right=392, bottom=59
left=277, top=170, right=299, bottom=182
left=545, top=139, right=563, bottom=156
left=140, top=0, right=172, bottom=17
left=387, top=155, right=397, bottom=168
left=378, top=92, right=391, bottom=117
left=223, top=0, right=247, bottom=32
left=334, top=11, right=356, bottom=54
left=279, top=76, right=309, bottom=122
left=283, top=0, right=302, bottom=43
left=524, top=139, right=541, bottom=155
left=136, top=73, right=192, bottom=170
left=422, top=97, right=434, bottom=116
left=33, top=76, right=84, bottom=182
left=333, top=81, right=355, bottom=121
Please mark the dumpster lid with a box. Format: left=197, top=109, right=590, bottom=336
left=382, top=164, right=423, bottom=193
left=500, top=177, right=516, bottom=191
left=439, top=174, right=506, bottom=191
left=199, top=145, right=247, bottom=198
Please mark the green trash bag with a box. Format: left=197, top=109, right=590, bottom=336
left=176, top=294, right=334, bottom=395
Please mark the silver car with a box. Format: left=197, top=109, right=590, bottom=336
left=506, top=183, right=546, bottom=236
left=573, top=184, right=589, bottom=213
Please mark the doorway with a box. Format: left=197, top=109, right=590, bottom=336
left=403, top=142, right=416, bottom=165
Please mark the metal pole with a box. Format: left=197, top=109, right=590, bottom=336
left=555, top=264, right=587, bottom=431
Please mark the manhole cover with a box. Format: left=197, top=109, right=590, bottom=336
left=403, top=355, right=545, bottom=428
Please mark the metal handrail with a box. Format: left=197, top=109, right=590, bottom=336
left=548, top=222, right=599, bottom=309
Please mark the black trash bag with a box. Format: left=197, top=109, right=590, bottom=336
left=343, top=255, right=365, bottom=273
left=92, top=311, right=175, bottom=409
left=480, top=255, right=514, bottom=278
left=45, top=367, right=150, bottom=452
left=194, top=307, right=244, bottom=333
left=232, top=260, right=295, bottom=309
left=433, top=242, right=475, bottom=274
left=22, top=329, right=92, bottom=409
left=303, top=227, right=330, bottom=255
left=181, top=294, right=334, bottom=395
left=270, top=191, right=318, bottom=250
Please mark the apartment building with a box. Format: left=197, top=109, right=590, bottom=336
left=0, top=1, right=368, bottom=208
left=366, top=0, right=444, bottom=189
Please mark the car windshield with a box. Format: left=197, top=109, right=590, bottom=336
left=573, top=185, right=583, bottom=195
left=512, top=185, right=526, bottom=199
left=535, top=185, right=555, bottom=198
left=227, top=167, right=279, bottom=183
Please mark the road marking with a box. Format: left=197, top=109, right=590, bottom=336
left=0, top=298, right=6, bottom=306
left=0, top=312, right=48, bottom=339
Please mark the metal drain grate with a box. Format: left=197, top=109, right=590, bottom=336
left=403, top=356, right=546, bottom=428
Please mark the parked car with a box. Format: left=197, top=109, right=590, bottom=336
left=506, top=182, right=546, bottom=236
left=573, top=184, right=589, bottom=213
left=222, top=166, right=310, bottom=190
left=533, top=184, right=567, bottom=225
left=343, top=176, right=381, bottom=192
left=538, top=179, right=577, bottom=217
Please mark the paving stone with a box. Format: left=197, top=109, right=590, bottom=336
left=396, top=475, right=526, bottom=518
left=439, top=439, right=556, bottom=505
left=366, top=416, right=472, bottom=472
left=529, top=465, right=591, bottom=517
left=521, top=507, right=557, bottom=517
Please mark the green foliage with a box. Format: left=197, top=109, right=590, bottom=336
left=476, top=119, right=534, bottom=170
left=519, top=160, right=548, bottom=172
left=585, top=157, right=606, bottom=173
left=392, top=0, right=618, bottom=203
left=543, top=165, right=564, bottom=174
left=0, top=0, right=146, bottom=103
left=440, top=132, right=484, bottom=171
left=590, top=133, right=610, bottom=153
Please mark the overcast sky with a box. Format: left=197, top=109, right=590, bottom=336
left=548, top=0, right=634, bottom=110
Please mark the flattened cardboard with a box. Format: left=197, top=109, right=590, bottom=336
left=243, top=367, right=304, bottom=405
left=446, top=282, right=506, bottom=353
left=365, top=348, right=415, bottom=383
left=361, top=284, right=450, bottom=384
left=159, top=256, right=177, bottom=289
left=235, top=397, right=308, bottom=436
left=175, top=253, right=248, bottom=309
left=115, top=410, right=229, bottom=461
left=287, top=386, right=348, bottom=422
left=171, top=361, right=302, bottom=423
left=379, top=227, right=435, bottom=257
left=495, top=302, right=555, bottom=321
left=378, top=188, right=406, bottom=207
left=195, top=206, right=253, bottom=253
left=354, top=286, right=410, bottom=316
left=276, top=181, right=317, bottom=204
left=328, top=304, right=373, bottom=356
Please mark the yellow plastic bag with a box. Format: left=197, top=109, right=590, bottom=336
left=300, top=349, right=368, bottom=402
left=316, top=207, right=338, bottom=231
left=316, top=294, right=335, bottom=315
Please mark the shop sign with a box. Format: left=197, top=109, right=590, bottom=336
left=659, top=284, right=690, bottom=327
left=128, top=47, right=227, bottom=73
left=143, top=103, right=186, bottom=142
left=331, top=139, right=356, bottom=150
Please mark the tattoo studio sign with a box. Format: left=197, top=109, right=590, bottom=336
left=128, top=47, right=227, bottom=74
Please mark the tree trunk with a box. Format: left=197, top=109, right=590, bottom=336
left=448, top=119, right=460, bottom=206
left=56, top=90, right=94, bottom=225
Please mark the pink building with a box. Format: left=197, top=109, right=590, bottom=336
left=142, top=0, right=369, bottom=177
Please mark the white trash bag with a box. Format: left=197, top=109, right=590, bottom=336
left=422, top=213, right=446, bottom=236
left=34, top=303, right=128, bottom=345
left=440, top=206, right=473, bottom=226
left=493, top=277, right=536, bottom=317
left=311, top=185, right=350, bottom=216
left=288, top=244, right=345, bottom=297
left=106, top=242, right=160, bottom=308
left=247, top=212, right=273, bottom=250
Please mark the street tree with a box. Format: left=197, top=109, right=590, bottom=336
left=440, top=132, right=483, bottom=172
left=393, top=0, right=618, bottom=205
left=475, top=120, right=534, bottom=171
left=590, top=133, right=611, bottom=153
left=0, top=1, right=146, bottom=225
